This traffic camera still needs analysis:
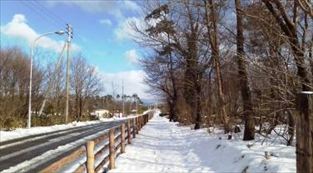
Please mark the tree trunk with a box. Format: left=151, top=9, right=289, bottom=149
left=168, top=99, right=175, bottom=122
left=309, top=44, right=313, bottom=79
left=205, top=0, right=231, bottom=133
left=296, top=92, right=313, bottom=173
left=287, top=110, right=295, bottom=146
left=169, top=52, right=178, bottom=122
left=79, top=97, right=83, bottom=121
left=235, top=0, right=255, bottom=141
left=194, top=73, right=202, bottom=129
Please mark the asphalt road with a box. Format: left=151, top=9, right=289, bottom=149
left=0, top=120, right=126, bottom=172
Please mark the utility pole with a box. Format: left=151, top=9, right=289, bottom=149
left=122, top=80, right=125, bottom=117
left=65, top=24, right=73, bottom=123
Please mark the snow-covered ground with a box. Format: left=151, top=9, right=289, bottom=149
left=0, top=115, right=137, bottom=142
left=109, top=110, right=296, bottom=173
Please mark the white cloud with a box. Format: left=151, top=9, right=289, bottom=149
left=124, top=49, right=139, bottom=64
left=99, top=70, right=151, bottom=100
left=0, top=14, right=80, bottom=52
left=114, top=17, right=144, bottom=40
left=99, top=19, right=112, bottom=26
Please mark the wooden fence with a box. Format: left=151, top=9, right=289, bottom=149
left=40, top=113, right=153, bottom=173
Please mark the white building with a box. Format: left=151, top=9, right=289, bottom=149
left=91, top=109, right=111, bottom=119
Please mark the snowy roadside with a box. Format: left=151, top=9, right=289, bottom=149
left=109, top=111, right=296, bottom=173
left=1, top=127, right=111, bottom=173
left=0, top=114, right=138, bottom=142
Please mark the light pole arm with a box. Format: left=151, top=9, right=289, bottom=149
left=31, top=32, right=58, bottom=54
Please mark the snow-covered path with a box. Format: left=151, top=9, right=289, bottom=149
left=109, top=111, right=296, bottom=173
left=110, top=114, right=213, bottom=172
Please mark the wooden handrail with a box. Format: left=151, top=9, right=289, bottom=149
left=40, top=113, right=152, bottom=173
left=40, top=146, right=85, bottom=173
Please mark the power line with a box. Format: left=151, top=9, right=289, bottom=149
left=31, top=1, right=95, bottom=54
left=20, top=1, right=60, bottom=31
left=22, top=1, right=89, bottom=51
left=32, top=1, right=67, bottom=24
left=29, top=1, right=64, bottom=28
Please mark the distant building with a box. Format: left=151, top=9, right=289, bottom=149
left=113, top=112, right=123, bottom=118
left=91, top=109, right=111, bottom=119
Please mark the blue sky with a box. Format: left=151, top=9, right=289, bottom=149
left=0, top=0, right=152, bottom=100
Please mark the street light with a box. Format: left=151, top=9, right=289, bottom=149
left=27, top=30, right=65, bottom=128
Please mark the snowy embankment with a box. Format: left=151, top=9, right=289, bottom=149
left=109, top=111, right=296, bottom=173
left=0, top=115, right=137, bottom=142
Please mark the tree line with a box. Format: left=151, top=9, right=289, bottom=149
left=0, top=47, right=144, bottom=129
left=137, top=0, right=312, bottom=143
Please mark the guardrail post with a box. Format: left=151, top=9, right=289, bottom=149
left=296, top=91, right=313, bottom=173
left=127, top=120, right=131, bottom=144
left=133, top=119, right=136, bottom=138
left=109, top=129, right=115, bottom=169
left=121, top=124, right=126, bottom=153
left=86, top=140, right=95, bottom=173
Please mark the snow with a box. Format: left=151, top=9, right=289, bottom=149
left=109, top=110, right=296, bottom=173
left=0, top=115, right=138, bottom=142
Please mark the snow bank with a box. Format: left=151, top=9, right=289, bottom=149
left=0, top=120, right=100, bottom=142
left=109, top=111, right=296, bottom=173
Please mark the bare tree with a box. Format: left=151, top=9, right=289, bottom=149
left=71, top=55, right=103, bottom=121
left=235, top=0, right=255, bottom=140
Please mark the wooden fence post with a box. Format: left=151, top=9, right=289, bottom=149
left=142, top=116, right=144, bottom=126
left=139, top=116, right=142, bottom=130
left=140, top=116, right=143, bottom=129
left=109, top=129, right=115, bottom=169
left=86, top=140, right=95, bottom=173
left=121, top=124, right=126, bottom=153
left=127, top=120, right=131, bottom=144
left=133, top=119, right=136, bottom=138
left=140, top=116, right=143, bottom=127
left=136, top=117, right=139, bottom=134
left=296, top=91, right=313, bottom=173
